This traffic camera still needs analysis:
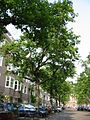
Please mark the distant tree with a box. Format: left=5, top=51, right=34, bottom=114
left=75, top=54, right=90, bottom=105
left=41, top=67, right=72, bottom=106
left=58, top=81, right=71, bottom=105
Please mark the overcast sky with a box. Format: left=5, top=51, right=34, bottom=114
left=6, top=0, right=90, bottom=76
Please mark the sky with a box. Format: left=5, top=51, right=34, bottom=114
left=71, top=0, right=90, bottom=77
left=6, top=0, right=90, bottom=77
left=72, top=0, right=90, bottom=60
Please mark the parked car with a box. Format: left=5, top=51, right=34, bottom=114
left=37, top=106, right=48, bottom=117
left=87, top=106, right=90, bottom=111
left=46, top=106, right=52, bottom=114
left=0, top=103, right=15, bottom=120
left=56, top=106, right=62, bottom=112
left=4, top=102, right=20, bottom=118
left=18, top=104, right=36, bottom=117
left=77, top=106, right=84, bottom=111
left=52, top=106, right=57, bottom=113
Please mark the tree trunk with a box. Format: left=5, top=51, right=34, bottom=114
left=56, top=99, right=58, bottom=106
left=50, top=95, right=53, bottom=106
left=50, top=88, right=53, bottom=106
left=35, top=80, right=40, bottom=108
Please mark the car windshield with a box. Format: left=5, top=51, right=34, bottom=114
left=39, top=107, right=46, bottom=111
left=18, top=105, right=24, bottom=110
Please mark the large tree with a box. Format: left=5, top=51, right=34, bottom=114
left=1, top=0, right=77, bottom=38
left=1, top=0, right=80, bottom=105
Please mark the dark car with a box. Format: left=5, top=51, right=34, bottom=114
left=77, top=106, right=84, bottom=111
left=37, top=106, right=48, bottom=117
left=4, top=102, right=20, bottom=118
left=87, top=106, right=90, bottom=111
left=0, top=103, right=15, bottom=120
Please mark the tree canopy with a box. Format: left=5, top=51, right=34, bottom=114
left=75, top=54, right=90, bottom=105
left=0, top=0, right=80, bottom=105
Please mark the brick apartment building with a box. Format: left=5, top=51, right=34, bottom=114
left=0, top=32, right=30, bottom=103
left=0, top=32, right=51, bottom=105
left=0, top=31, right=53, bottom=106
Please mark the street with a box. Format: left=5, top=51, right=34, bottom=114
left=17, top=110, right=90, bottom=120
left=48, top=110, right=90, bottom=120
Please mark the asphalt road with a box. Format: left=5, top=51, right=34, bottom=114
left=48, top=110, right=90, bottom=120
left=17, top=110, right=90, bottom=120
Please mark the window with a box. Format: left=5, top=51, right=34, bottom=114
left=24, top=86, right=26, bottom=94
left=0, top=40, right=5, bottom=47
left=14, top=81, right=18, bottom=90
left=5, top=76, right=15, bottom=89
left=18, top=81, right=21, bottom=91
left=5, top=76, right=10, bottom=87
left=23, top=86, right=27, bottom=94
left=10, top=77, right=14, bottom=88
left=21, top=84, right=24, bottom=92
left=0, top=56, right=3, bottom=66
left=7, top=64, right=13, bottom=71
left=25, top=79, right=30, bottom=83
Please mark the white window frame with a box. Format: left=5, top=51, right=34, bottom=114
left=7, top=64, right=13, bottom=71
left=0, top=40, right=5, bottom=47
left=5, top=76, right=15, bottom=89
left=10, top=77, right=14, bottom=89
left=18, top=81, right=22, bottom=91
left=0, top=56, right=3, bottom=66
left=5, top=76, right=10, bottom=88
left=14, top=80, right=18, bottom=91
left=23, top=85, right=27, bottom=94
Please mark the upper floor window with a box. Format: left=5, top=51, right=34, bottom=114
left=25, top=79, right=30, bottom=83
left=18, top=81, right=22, bottom=91
left=5, top=76, right=15, bottom=89
left=24, top=86, right=26, bottom=93
left=5, top=76, right=10, bottom=87
left=0, top=56, right=3, bottom=66
left=10, top=77, right=14, bottom=88
left=14, top=81, right=18, bottom=90
left=5, top=76, right=28, bottom=94
left=7, top=64, right=13, bottom=71
left=23, top=85, right=27, bottom=94
left=0, top=40, right=5, bottom=47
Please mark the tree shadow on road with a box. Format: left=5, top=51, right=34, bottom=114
left=61, top=110, right=90, bottom=120
left=84, top=112, right=90, bottom=116
left=48, top=110, right=77, bottom=120
left=61, top=110, right=77, bottom=120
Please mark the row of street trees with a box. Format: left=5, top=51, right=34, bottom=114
left=0, top=0, right=80, bottom=106
left=75, top=54, right=90, bottom=105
